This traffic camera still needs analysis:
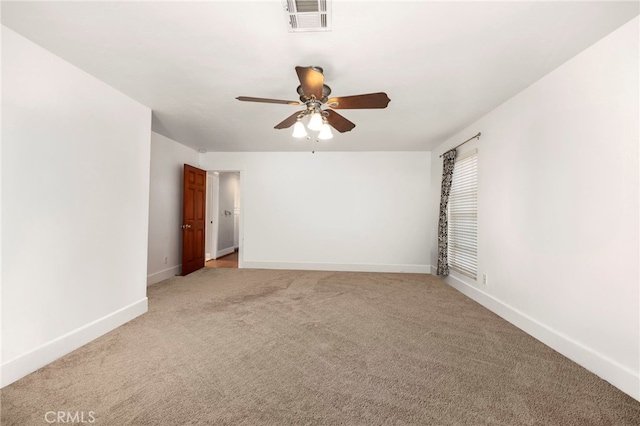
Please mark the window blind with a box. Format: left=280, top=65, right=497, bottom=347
left=448, top=150, right=478, bottom=279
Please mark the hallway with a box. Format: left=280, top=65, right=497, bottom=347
left=205, top=251, right=238, bottom=269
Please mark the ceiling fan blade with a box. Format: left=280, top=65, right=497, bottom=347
left=274, top=111, right=305, bottom=129
left=295, top=66, right=324, bottom=100
left=236, top=96, right=300, bottom=105
left=325, top=110, right=356, bottom=133
left=327, top=92, right=391, bottom=109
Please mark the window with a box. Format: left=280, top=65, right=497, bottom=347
left=448, top=150, right=478, bottom=279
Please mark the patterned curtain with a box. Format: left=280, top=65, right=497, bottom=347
left=437, top=149, right=457, bottom=276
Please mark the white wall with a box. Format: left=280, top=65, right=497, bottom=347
left=216, top=172, right=239, bottom=257
left=147, top=132, right=199, bottom=284
left=1, top=27, right=151, bottom=387
left=200, top=152, right=431, bottom=273
left=430, top=17, right=639, bottom=399
left=0, top=23, right=4, bottom=379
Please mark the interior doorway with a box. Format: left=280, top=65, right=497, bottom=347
left=205, top=171, right=241, bottom=269
left=205, top=251, right=238, bottom=268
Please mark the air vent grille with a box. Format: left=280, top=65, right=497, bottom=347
left=284, top=0, right=331, bottom=32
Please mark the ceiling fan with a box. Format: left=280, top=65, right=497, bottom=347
left=236, top=66, right=390, bottom=137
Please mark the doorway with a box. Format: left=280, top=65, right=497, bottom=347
left=205, top=171, right=241, bottom=269
left=205, top=251, right=238, bottom=268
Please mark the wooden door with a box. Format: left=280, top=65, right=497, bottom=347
left=182, top=164, right=207, bottom=276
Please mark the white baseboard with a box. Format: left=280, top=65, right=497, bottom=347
left=1, top=298, right=148, bottom=388
left=215, top=247, right=235, bottom=259
left=147, top=265, right=181, bottom=286
left=242, top=260, right=431, bottom=274
left=430, top=266, right=639, bottom=401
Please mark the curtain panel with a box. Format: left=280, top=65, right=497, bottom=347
left=436, top=149, right=456, bottom=276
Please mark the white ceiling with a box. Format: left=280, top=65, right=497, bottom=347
left=2, top=1, right=638, bottom=152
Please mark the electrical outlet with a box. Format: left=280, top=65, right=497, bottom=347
left=164, top=256, right=168, bottom=264
left=482, top=274, right=488, bottom=285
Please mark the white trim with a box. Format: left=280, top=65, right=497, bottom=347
left=211, top=173, right=220, bottom=262
left=237, top=171, right=245, bottom=269
left=1, top=298, right=148, bottom=388
left=243, top=261, right=431, bottom=274
left=215, top=247, right=235, bottom=259
left=147, top=265, right=181, bottom=286
left=430, top=266, right=640, bottom=401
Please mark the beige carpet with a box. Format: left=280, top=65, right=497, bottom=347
left=2, top=269, right=639, bottom=425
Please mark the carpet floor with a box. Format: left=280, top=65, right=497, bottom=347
left=1, top=268, right=639, bottom=425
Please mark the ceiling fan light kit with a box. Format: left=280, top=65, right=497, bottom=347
left=292, top=119, right=308, bottom=138
left=236, top=65, right=390, bottom=143
left=307, top=110, right=323, bottom=131
left=318, top=119, right=333, bottom=140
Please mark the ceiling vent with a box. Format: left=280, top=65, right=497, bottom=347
left=283, top=0, right=332, bottom=32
